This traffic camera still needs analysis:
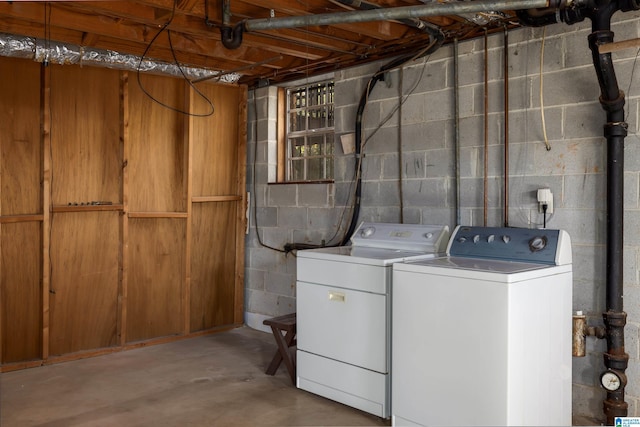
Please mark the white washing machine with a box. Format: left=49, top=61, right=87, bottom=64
left=296, top=222, right=450, bottom=419
left=392, top=225, right=572, bottom=427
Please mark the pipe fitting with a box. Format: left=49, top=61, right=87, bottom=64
left=220, top=22, right=245, bottom=50
left=620, top=0, right=640, bottom=11
left=573, top=313, right=587, bottom=357
left=604, top=121, right=629, bottom=138
left=587, top=325, right=607, bottom=339
left=599, top=91, right=626, bottom=114
left=604, top=352, right=630, bottom=371
left=573, top=312, right=608, bottom=357
left=604, top=310, right=628, bottom=327
left=516, top=8, right=560, bottom=26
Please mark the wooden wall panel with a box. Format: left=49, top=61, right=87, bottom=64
left=50, top=65, right=121, bottom=206
left=190, top=202, right=237, bottom=332
left=191, top=84, right=240, bottom=197
left=127, top=218, right=185, bottom=342
left=1, top=222, right=42, bottom=363
left=0, top=57, right=41, bottom=215
left=49, top=212, right=119, bottom=355
left=0, top=58, right=246, bottom=367
left=128, top=74, right=186, bottom=212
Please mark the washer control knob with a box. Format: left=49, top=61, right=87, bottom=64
left=529, top=236, right=547, bottom=252
left=457, top=237, right=467, bottom=243
left=487, top=234, right=495, bottom=243
left=424, top=232, right=433, bottom=239
left=360, top=227, right=375, bottom=238
left=473, top=235, right=480, bottom=243
left=502, top=235, right=511, bottom=243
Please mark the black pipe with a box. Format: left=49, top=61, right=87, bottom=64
left=517, top=0, right=638, bottom=423
left=515, top=8, right=560, bottom=26
left=587, top=26, right=629, bottom=424
left=220, top=23, right=245, bottom=50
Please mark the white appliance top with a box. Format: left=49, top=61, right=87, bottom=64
left=296, top=222, right=450, bottom=266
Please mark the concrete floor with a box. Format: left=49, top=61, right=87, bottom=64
left=1, top=327, right=389, bottom=427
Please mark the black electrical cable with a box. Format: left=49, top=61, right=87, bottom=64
left=251, top=92, right=286, bottom=254
left=339, top=36, right=444, bottom=246
left=136, top=0, right=214, bottom=117
left=625, top=47, right=640, bottom=123
left=275, top=34, right=444, bottom=253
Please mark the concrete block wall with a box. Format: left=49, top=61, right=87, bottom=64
left=245, top=10, right=640, bottom=423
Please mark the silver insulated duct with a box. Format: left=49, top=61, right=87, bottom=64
left=0, top=33, right=241, bottom=84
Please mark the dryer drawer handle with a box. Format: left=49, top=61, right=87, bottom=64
left=329, top=292, right=345, bottom=302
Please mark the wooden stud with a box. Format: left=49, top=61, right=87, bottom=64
left=184, top=82, right=193, bottom=335
left=119, top=71, right=130, bottom=347
left=51, top=205, right=124, bottom=213
left=192, top=195, right=242, bottom=203
left=598, top=38, right=640, bottom=54
left=0, top=215, right=44, bottom=224
left=277, top=86, right=286, bottom=182
left=127, top=212, right=189, bottom=218
left=42, top=63, right=51, bottom=362
left=235, top=86, right=248, bottom=325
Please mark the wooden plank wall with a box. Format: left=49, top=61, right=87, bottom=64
left=0, top=57, right=247, bottom=369
left=0, top=57, right=42, bottom=364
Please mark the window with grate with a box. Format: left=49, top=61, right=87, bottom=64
left=285, top=80, right=334, bottom=182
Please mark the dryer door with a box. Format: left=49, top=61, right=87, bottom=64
left=297, top=280, right=388, bottom=373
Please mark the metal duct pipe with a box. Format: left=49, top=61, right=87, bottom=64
left=244, top=0, right=555, bottom=31
left=217, top=0, right=560, bottom=49
left=0, top=33, right=240, bottom=83
left=335, top=0, right=443, bottom=33
left=221, top=0, right=556, bottom=49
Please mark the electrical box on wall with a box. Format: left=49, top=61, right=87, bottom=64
left=537, top=188, right=554, bottom=214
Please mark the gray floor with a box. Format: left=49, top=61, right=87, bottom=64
left=1, top=327, right=389, bottom=427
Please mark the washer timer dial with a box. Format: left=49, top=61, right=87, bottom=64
left=528, top=236, right=548, bottom=252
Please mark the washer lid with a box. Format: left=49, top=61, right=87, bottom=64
left=406, top=256, right=548, bottom=274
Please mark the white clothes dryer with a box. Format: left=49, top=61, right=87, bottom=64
left=296, top=222, right=450, bottom=418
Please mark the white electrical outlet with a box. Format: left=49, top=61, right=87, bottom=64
left=537, top=188, right=554, bottom=214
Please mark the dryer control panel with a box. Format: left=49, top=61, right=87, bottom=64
left=351, top=222, right=449, bottom=253
left=447, top=226, right=572, bottom=265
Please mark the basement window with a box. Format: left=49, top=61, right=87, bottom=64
left=278, top=80, right=334, bottom=183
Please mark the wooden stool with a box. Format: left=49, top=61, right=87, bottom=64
left=263, top=313, right=297, bottom=385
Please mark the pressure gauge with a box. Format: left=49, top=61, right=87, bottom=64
left=600, top=370, right=623, bottom=391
